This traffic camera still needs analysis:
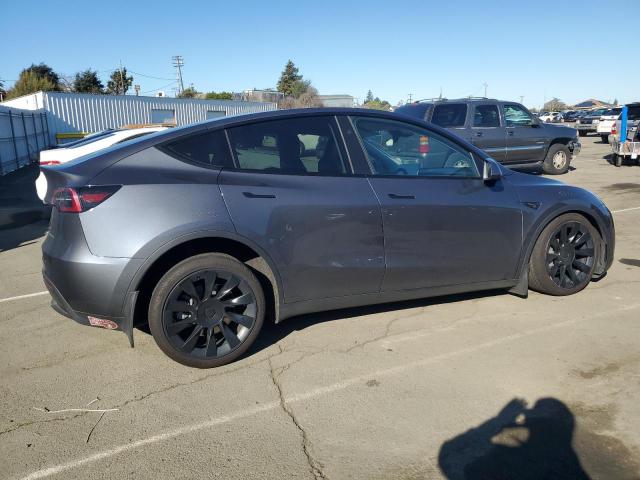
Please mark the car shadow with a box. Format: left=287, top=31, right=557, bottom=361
left=249, top=289, right=510, bottom=356
left=0, top=219, right=49, bottom=253
left=438, top=397, right=590, bottom=480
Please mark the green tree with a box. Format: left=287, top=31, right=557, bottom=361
left=73, top=69, right=104, bottom=93
left=106, top=67, right=133, bottom=95
left=276, top=60, right=302, bottom=97
left=177, top=86, right=200, bottom=98
left=6, top=71, right=56, bottom=99
left=543, top=97, right=568, bottom=112
left=0, top=79, right=5, bottom=101
left=291, top=79, right=312, bottom=99
left=363, top=91, right=391, bottom=111
left=365, top=90, right=374, bottom=103
left=205, top=91, right=233, bottom=100
left=22, top=63, right=61, bottom=90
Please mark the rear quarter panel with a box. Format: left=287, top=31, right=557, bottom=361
left=80, top=147, right=235, bottom=259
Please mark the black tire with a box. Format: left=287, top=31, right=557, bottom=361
left=148, top=253, right=265, bottom=368
left=528, top=214, right=600, bottom=296
left=542, top=144, right=571, bottom=175
left=578, top=130, right=587, bottom=137
left=614, top=154, right=622, bottom=167
left=600, top=135, right=609, bottom=144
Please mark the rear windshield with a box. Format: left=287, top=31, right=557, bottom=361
left=67, top=131, right=117, bottom=149
left=604, top=108, right=622, bottom=116
left=627, top=106, right=640, bottom=120
left=431, top=104, right=467, bottom=127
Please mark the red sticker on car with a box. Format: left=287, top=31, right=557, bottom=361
left=88, top=316, right=119, bottom=330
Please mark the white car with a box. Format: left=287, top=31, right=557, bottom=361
left=596, top=107, right=622, bottom=144
left=539, top=112, right=561, bottom=123
left=36, top=126, right=168, bottom=201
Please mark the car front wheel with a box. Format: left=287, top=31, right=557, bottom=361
left=528, top=214, right=600, bottom=296
left=542, top=144, right=571, bottom=175
left=148, top=253, right=265, bottom=368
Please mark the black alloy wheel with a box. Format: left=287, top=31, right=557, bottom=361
left=163, top=270, right=257, bottom=358
left=545, top=221, right=595, bottom=289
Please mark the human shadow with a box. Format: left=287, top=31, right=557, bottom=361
left=438, top=398, right=590, bottom=480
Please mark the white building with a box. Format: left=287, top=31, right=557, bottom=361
left=2, top=91, right=277, bottom=144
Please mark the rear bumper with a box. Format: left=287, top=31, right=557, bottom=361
left=42, top=210, right=142, bottom=344
left=576, top=124, right=597, bottom=132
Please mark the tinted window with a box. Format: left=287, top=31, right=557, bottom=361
left=503, top=104, right=534, bottom=126
left=473, top=105, right=500, bottom=127
left=227, top=117, right=347, bottom=175
left=627, top=106, right=640, bottom=120
left=394, top=103, right=432, bottom=121
left=159, top=130, right=233, bottom=168
left=431, top=104, right=467, bottom=127
left=352, top=117, right=479, bottom=178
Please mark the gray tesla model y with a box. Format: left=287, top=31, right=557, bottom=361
left=40, top=108, right=615, bottom=367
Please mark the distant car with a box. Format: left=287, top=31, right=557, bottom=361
left=39, top=108, right=615, bottom=367
left=575, top=108, right=609, bottom=136
left=539, top=112, right=562, bottom=123
left=596, top=108, right=622, bottom=143
left=394, top=99, right=580, bottom=174
left=562, top=111, right=579, bottom=122
left=36, top=126, right=169, bottom=201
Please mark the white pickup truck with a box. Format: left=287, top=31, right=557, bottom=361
left=596, top=107, right=622, bottom=144
left=609, top=103, right=640, bottom=166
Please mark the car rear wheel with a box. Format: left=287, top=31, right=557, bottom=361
left=578, top=130, right=587, bottom=137
left=614, top=153, right=622, bottom=167
left=528, top=214, right=600, bottom=296
left=148, top=253, right=265, bottom=368
left=600, top=135, right=609, bottom=144
left=542, top=144, right=571, bottom=175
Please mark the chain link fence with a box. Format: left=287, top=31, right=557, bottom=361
left=0, top=109, right=51, bottom=176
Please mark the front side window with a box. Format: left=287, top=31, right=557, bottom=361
left=226, top=117, right=347, bottom=175
left=431, top=104, right=468, bottom=127
left=473, top=105, right=500, bottom=127
left=159, top=130, right=233, bottom=168
left=503, top=104, right=534, bottom=126
left=352, top=117, right=479, bottom=178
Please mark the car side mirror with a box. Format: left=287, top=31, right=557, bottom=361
left=483, top=160, right=502, bottom=183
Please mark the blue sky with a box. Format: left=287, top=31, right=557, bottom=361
left=1, top=0, right=638, bottom=108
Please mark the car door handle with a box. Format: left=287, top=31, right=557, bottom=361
left=388, top=193, right=415, bottom=200
left=243, top=192, right=276, bottom=199
left=507, top=130, right=514, bottom=136
left=475, top=131, right=483, bottom=137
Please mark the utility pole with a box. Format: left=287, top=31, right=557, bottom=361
left=482, top=82, right=488, bottom=97
left=119, top=61, right=125, bottom=95
left=134, top=84, right=140, bottom=96
left=519, top=95, right=524, bottom=104
left=172, top=56, right=185, bottom=95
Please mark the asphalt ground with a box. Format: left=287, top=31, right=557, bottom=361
left=1, top=134, right=639, bottom=480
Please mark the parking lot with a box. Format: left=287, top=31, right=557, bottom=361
left=1, top=135, right=640, bottom=479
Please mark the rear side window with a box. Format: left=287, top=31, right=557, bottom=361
left=226, top=116, right=348, bottom=175
left=473, top=105, right=500, bottom=127
left=431, top=104, right=467, bottom=127
left=159, top=130, right=233, bottom=168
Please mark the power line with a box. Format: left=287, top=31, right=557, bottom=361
left=138, top=80, right=178, bottom=95
left=128, top=70, right=175, bottom=81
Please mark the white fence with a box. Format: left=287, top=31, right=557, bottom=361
left=0, top=106, right=51, bottom=175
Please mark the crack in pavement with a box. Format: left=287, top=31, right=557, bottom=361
left=268, top=344, right=327, bottom=480
left=344, top=308, right=426, bottom=353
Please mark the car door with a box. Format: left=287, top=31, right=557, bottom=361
left=346, top=115, right=523, bottom=292
left=470, top=103, right=507, bottom=162
left=219, top=115, right=385, bottom=303
left=502, top=103, right=548, bottom=164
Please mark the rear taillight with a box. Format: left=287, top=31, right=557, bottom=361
left=611, top=123, right=617, bottom=135
left=40, top=160, right=61, bottom=166
left=52, top=186, right=120, bottom=213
